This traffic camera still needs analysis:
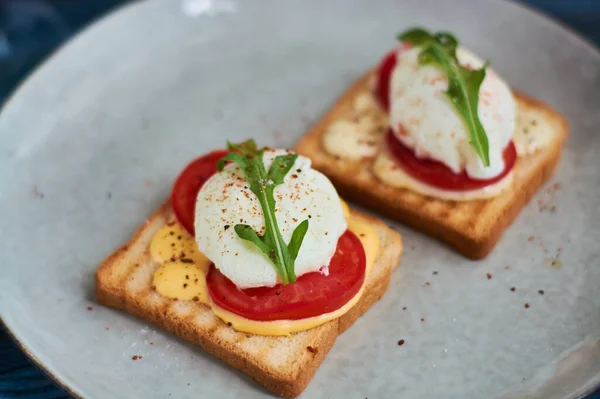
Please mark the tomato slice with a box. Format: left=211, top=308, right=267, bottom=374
left=206, top=230, right=367, bottom=321
left=375, top=49, right=398, bottom=112
left=386, top=130, right=517, bottom=191
left=171, top=150, right=228, bottom=234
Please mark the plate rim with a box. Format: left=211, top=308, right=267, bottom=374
left=0, top=0, right=599, bottom=398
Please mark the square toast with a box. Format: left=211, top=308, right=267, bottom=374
left=295, top=70, right=568, bottom=259
left=96, top=200, right=402, bottom=398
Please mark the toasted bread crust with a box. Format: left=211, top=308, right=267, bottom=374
left=96, top=201, right=402, bottom=398
left=295, top=70, right=568, bottom=259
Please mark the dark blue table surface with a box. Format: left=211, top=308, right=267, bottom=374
left=1, top=1, right=599, bottom=398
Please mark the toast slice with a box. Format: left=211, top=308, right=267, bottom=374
left=96, top=200, right=402, bottom=398
left=295, top=70, right=568, bottom=259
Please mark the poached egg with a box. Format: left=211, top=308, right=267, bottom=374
left=194, top=149, right=347, bottom=289
left=389, top=46, right=516, bottom=180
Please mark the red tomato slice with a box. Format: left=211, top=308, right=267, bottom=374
left=386, top=130, right=517, bottom=191
left=375, top=49, right=398, bottom=112
left=171, top=150, right=229, bottom=234
left=206, top=230, right=367, bottom=321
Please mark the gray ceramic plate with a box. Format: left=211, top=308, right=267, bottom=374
left=1, top=0, right=599, bottom=398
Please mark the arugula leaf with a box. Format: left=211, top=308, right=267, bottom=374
left=218, top=141, right=309, bottom=285
left=399, top=28, right=491, bottom=166
left=234, top=224, right=271, bottom=255
left=398, top=28, right=434, bottom=46
left=287, top=220, right=309, bottom=264
left=268, top=154, right=298, bottom=184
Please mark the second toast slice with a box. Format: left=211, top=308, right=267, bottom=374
left=295, top=71, right=568, bottom=259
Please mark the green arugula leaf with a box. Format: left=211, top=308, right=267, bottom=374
left=216, top=151, right=246, bottom=172
left=398, top=28, right=434, bottom=46
left=288, top=219, right=309, bottom=262
left=234, top=224, right=271, bottom=255
left=399, top=28, right=491, bottom=166
left=218, top=140, right=309, bottom=285
left=267, top=154, right=298, bottom=184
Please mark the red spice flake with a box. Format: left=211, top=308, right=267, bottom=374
left=528, top=236, right=535, bottom=242
left=424, top=281, right=431, bottom=286
left=105, top=327, right=110, bottom=331
left=505, top=265, right=510, bottom=270
left=306, top=346, right=318, bottom=354
left=552, top=183, right=561, bottom=190
left=486, top=273, right=493, bottom=280
left=557, top=247, right=563, bottom=253
left=87, top=306, right=93, bottom=311
left=132, top=355, right=143, bottom=360
left=420, top=318, right=425, bottom=322
left=291, top=174, right=299, bottom=179
left=510, top=287, right=516, bottom=292
left=397, top=339, right=405, bottom=346
left=524, top=303, right=530, bottom=309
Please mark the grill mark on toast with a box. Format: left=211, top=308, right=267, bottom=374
left=437, top=201, right=457, bottom=221
left=118, top=262, right=136, bottom=289
left=402, top=191, right=426, bottom=209
left=466, top=200, right=489, bottom=230
left=255, top=335, right=280, bottom=361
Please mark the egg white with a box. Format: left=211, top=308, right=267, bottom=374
left=194, top=149, right=347, bottom=288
